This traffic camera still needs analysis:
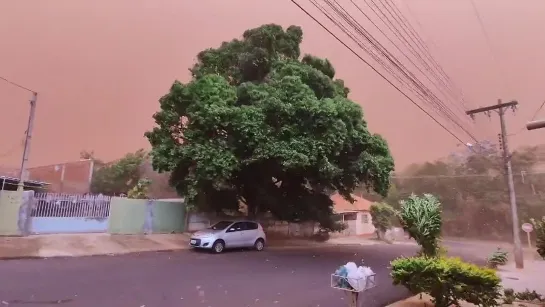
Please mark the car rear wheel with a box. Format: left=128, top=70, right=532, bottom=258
left=212, top=240, right=225, bottom=254
left=254, top=239, right=265, bottom=251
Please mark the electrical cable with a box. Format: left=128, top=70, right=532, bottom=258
left=468, top=0, right=510, bottom=95
left=381, top=0, right=471, bottom=110
left=343, top=0, right=474, bottom=131
left=323, top=0, right=469, bottom=132
left=343, top=0, right=467, bottom=119
left=290, top=0, right=473, bottom=146
left=311, top=0, right=480, bottom=143
left=0, top=76, right=34, bottom=93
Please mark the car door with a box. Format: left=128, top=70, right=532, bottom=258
left=241, top=222, right=258, bottom=247
left=223, top=222, right=245, bottom=248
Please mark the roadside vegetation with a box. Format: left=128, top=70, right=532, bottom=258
left=390, top=194, right=502, bottom=307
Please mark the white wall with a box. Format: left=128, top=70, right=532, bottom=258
left=357, top=211, right=375, bottom=235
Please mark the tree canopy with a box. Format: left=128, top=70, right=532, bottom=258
left=90, top=149, right=147, bottom=196
left=145, top=24, right=394, bottom=230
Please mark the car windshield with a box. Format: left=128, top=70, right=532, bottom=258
left=209, top=221, right=233, bottom=230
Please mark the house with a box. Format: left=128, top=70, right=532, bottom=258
left=24, top=160, right=94, bottom=194
left=331, top=193, right=375, bottom=236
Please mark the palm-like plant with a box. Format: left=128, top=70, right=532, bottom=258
left=398, top=194, right=443, bottom=257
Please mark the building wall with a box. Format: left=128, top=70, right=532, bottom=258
left=151, top=200, right=186, bottom=233
left=108, top=198, right=148, bottom=234
left=356, top=211, right=375, bottom=235
left=30, top=217, right=109, bottom=234
left=334, top=211, right=375, bottom=236
left=108, top=197, right=186, bottom=234
left=0, top=191, right=22, bottom=235
left=27, top=160, right=93, bottom=194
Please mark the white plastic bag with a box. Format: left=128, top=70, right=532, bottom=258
left=345, top=262, right=364, bottom=291
left=359, top=266, right=375, bottom=288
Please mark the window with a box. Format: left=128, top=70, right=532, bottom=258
left=209, top=221, right=234, bottom=230
left=343, top=213, right=357, bottom=221
left=228, top=222, right=247, bottom=232
left=361, top=213, right=369, bottom=224
left=245, top=222, right=259, bottom=230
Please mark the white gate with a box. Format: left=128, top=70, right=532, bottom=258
left=30, top=193, right=111, bottom=234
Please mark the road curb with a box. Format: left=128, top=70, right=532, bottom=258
left=0, top=247, right=190, bottom=260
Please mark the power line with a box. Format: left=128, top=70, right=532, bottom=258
left=367, top=0, right=466, bottom=114
left=351, top=0, right=477, bottom=137
left=392, top=171, right=545, bottom=179
left=323, top=0, right=463, bottom=125
left=382, top=0, right=472, bottom=111
left=292, top=0, right=478, bottom=146
left=0, top=76, right=34, bottom=93
left=468, top=0, right=509, bottom=94
left=346, top=0, right=470, bottom=122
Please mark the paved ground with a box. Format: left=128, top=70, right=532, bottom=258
left=0, top=243, right=485, bottom=307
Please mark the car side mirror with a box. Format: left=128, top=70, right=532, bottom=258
left=228, top=228, right=235, bottom=232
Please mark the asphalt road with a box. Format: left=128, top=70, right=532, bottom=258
left=0, top=243, right=485, bottom=307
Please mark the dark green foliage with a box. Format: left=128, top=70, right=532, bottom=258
left=145, top=24, right=394, bottom=230
left=90, top=149, right=146, bottom=196
left=531, top=217, right=545, bottom=259
left=504, top=288, right=545, bottom=304
left=391, top=256, right=502, bottom=307
left=503, top=288, right=515, bottom=304
left=398, top=194, right=442, bottom=257
left=369, top=202, right=396, bottom=239
left=514, top=289, right=545, bottom=303
left=486, top=248, right=508, bottom=268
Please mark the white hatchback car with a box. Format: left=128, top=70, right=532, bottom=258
left=189, top=220, right=267, bottom=253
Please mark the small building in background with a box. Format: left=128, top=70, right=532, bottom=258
left=331, top=193, right=375, bottom=236
left=12, top=160, right=95, bottom=194
left=0, top=176, right=49, bottom=191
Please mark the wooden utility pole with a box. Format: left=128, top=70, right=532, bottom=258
left=466, top=99, right=524, bottom=269
left=17, top=92, right=38, bottom=191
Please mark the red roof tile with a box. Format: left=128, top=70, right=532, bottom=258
left=331, top=193, right=373, bottom=213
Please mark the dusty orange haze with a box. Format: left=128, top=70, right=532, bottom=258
left=1, top=0, right=545, bottom=172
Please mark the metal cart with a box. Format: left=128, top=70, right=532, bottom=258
left=331, top=273, right=376, bottom=307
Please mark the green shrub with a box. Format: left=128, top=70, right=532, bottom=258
left=515, top=289, right=545, bottom=303
left=503, top=288, right=514, bottom=304
left=531, top=217, right=545, bottom=259
left=486, top=248, right=508, bottom=268
left=391, top=256, right=502, bottom=307
left=398, top=194, right=442, bottom=257
left=369, top=202, right=396, bottom=239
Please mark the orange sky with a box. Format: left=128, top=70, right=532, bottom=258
left=1, top=0, right=545, bottom=172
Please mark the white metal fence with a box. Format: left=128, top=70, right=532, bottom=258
left=31, top=193, right=111, bottom=218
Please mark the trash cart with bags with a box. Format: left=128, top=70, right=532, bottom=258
left=331, top=262, right=376, bottom=307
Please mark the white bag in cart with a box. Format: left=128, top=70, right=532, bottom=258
left=345, top=262, right=375, bottom=292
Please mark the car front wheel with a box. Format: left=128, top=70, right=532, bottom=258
left=212, top=240, right=225, bottom=254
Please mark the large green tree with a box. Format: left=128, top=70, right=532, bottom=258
left=145, top=24, right=394, bottom=230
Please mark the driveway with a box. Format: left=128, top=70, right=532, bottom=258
left=0, top=244, right=484, bottom=307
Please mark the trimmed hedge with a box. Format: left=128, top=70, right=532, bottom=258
left=391, top=256, right=502, bottom=307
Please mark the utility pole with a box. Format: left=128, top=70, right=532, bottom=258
left=17, top=92, right=38, bottom=191
left=527, top=119, right=545, bottom=131
left=466, top=99, right=524, bottom=269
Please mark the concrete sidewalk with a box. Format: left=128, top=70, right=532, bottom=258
left=0, top=233, right=192, bottom=259
left=0, top=233, right=328, bottom=259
